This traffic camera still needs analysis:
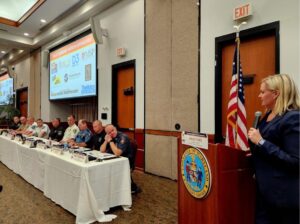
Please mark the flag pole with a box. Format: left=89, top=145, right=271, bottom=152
left=233, top=21, right=246, bottom=147
left=235, top=32, right=240, bottom=147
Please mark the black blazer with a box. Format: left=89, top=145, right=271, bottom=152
left=251, top=110, right=299, bottom=209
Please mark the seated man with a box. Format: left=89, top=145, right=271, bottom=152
left=61, top=115, right=79, bottom=143
left=69, top=119, right=92, bottom=148
left=100, top=124, right=132, bottom=157
left=100, top=124, right=140, bottom=194
left=23, top=116, right=37, bottom=136
left=49, top=118, right=65, bottom=142
left=14, top=116, right=29, bottom=134
left=30, top=118, right=50, bottom=139
left=9, top=116, right=20, bottom=130
left=88, top=120, right=105, bottom=150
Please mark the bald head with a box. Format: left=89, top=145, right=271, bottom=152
left=93, top=120, right=103, bottom=134
left=105, top=124, right=117, bottom=138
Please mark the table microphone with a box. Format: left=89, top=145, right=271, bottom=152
left=253, top=111, right=262, bottom=129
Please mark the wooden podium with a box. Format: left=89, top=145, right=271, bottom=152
left=178, top=139, right=255, bottom=224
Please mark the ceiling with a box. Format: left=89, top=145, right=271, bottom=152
left=0, top=0, right=122, bottom=65
left=0, top=0, right=39, bottom=21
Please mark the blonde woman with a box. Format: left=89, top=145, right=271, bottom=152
left=248, top=74, right=300, bottom=224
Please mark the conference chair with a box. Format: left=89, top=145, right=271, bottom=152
left=129, top=139, right=138, bottom=170
left=129, top=139, right=141, bottom=194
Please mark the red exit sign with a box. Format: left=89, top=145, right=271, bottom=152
left=233, top=3, right=252, bottom=21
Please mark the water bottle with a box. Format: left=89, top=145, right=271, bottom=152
left=63, top=142, right=68, bottom=151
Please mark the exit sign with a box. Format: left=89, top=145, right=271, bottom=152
left=233, top=3, right=252, bottom=21
left=116, top=47, right=126, bottom=57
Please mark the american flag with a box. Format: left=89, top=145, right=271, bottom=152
left=225, top=38, right=248, bottom=151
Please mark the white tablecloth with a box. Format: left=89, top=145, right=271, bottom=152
left=0, top=135, right=132, bottom=223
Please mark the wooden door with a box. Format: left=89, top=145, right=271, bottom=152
left=112, top=62, right=135, bottom=140
left=17, top=88, right=28, bottom=117
left=221, top=34, right=276, bottom=137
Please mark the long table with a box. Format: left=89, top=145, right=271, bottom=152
left=0, top=135, right=132, bottom=224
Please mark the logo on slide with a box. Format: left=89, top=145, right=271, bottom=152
left=181, top=147, right=211, bottom=199
left=64, top=73, right=68, bottom=82
left=53, top=75, right=61, bottom=85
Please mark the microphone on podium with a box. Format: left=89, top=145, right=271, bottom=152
left=252, top=111, right=262, bottom=129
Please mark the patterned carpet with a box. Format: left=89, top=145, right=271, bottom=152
left=0, top=162, right=177, bottom=224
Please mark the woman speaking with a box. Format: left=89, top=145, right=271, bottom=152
left=248, top=74, right=300, bottom=224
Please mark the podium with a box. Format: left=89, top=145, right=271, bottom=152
left=178, top=139, right=255, bottom=224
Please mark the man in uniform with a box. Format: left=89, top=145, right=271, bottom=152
left=49, top=118, right=65, bottom=141
left=100, top=124, right=140, bottom=194
left=88, top=120, right=105, bottom=150
left=69, top=119, right=92, bottom=148
left=61, top=115, right=79, bottom=143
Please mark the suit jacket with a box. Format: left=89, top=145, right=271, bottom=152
left=251, top=110, right=299, bottom=209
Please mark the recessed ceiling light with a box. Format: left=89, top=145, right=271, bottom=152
left=40, top=19, right=47, bottom=23
left=1, top=51, right=6, bottom=54
left=24, top=33, right=29, bottom=36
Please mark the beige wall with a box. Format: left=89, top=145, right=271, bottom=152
left=8, top=50, right=41, bottom=118
left=145, top=0, right=198, bottom=132
left=145, top=134, right=178, bottom=180
left=29, top=50, right=41, bottom=118
left=10, top=55, right=30, bottom=90
left=145, top=0, right=198, bottom=179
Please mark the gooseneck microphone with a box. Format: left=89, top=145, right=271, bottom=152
left=252, top=111, right=262, bottom=128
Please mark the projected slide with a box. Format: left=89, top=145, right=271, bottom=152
left=49, top=33, right=97, bottom=100
left=0, top=74, right=13, bottom=105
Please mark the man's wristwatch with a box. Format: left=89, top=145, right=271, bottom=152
left=258, top=138, right=265, bottom=147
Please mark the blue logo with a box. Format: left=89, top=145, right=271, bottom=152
left=181, top=147, right=211, bottom=198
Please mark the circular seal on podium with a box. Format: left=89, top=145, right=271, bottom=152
left=181, top=147, right=211, bottom=199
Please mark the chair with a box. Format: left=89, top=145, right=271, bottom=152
left=129, top=138, right=141, bottom=194
left=129, top=138, right=138, bottom=171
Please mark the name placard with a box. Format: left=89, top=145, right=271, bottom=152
left=182, top=131, right=208, bottom=150
left=71, top=152, right=87, bottom=163
left=36, top=142, right=47, bottom=149
left=51, top=146, right=63, bottom=155
left=7, top=133, right=14, bottom=140
left=25, top=140, right=34, bottom=148
left=1, top=131, right=8, bottom=136
left=14, top=135, right=23, bottom=142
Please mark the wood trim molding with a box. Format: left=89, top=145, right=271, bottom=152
left=19, top=0, right=46, bottom=25
left=145, top=129, right=181, bottom=138
left=145, top=129, right=214, bottom=142
left=0, top=17, right=18, bottom=27
left=135, top=128, right=144, bottom=134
